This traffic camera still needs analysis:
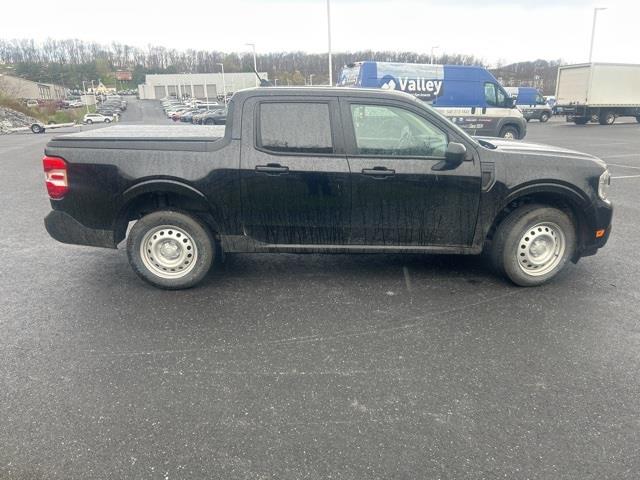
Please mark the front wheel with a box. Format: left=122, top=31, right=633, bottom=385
left=499, top=125, right=519, bottom=140
left=127, top=210, right=215, bottom=289
left=86, top=119, right=93, bottom=124
left=539, top=112, right=550, bottom=123
left=490, top=204, right=576, bottom=286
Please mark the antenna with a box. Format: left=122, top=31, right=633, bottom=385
left=253, top=67, right=273, bottom=87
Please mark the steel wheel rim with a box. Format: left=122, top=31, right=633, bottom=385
left=516, top=222, right=566, bottom=277
left=140, top=225, right=198, bottom=279
left=503, top=131, right=515, bottom=140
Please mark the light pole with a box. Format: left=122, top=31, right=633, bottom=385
left=245, top=43, right=258, bottom=86
left=327, top=0, right=333, bottom=86
left=589, top=7, right=607, bottom=63
left=309, top=74, right=314, bottom=86
left=216, top=63, right=227, bottom=104
left=82, top=80, right=89, bottom=113
left=430, top=45, right=440, bottom=65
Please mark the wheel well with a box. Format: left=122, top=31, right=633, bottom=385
left=485, top=192, right=587, bottom=254
left=115, top=191, right=217, bottom=244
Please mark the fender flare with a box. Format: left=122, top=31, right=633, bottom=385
left=115, top=179, right=216, bottom=240
left=501, top=182, right=590, bottom=210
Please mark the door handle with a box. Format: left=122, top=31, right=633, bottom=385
left=362, top=167, right=395, bottom=178
left=256, top=163, right=289, bottom=175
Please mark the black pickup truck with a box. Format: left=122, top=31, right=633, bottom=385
left=42, top=87, right=612, bottom=289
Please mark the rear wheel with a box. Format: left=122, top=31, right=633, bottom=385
left=499, top=125, right=519, bottom=140
left=86, top=119, right=93, bottom=124
left=599, top=111, right=615, bottom=125
left=490, top=204, right=576, bottom=286
left=104, top=118, right=111, bottom=123
left=539, top=112, right=550, bottom=123
left=127, top=210, right=215, bottom=289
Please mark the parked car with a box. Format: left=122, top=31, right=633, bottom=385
left=43, top=87, right=612, bottom=290
left=82, top=113, right=113, bottom=124
left=26, top=100, right=39, bottom=108
left=201, top=108, right=227, bottom=125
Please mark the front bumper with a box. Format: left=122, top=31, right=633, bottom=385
left=578, top=200, right=613, bottom=258
left=45, top=210, right=117, bottom=249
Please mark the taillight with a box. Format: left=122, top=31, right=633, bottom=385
left=42, top=155, right=68, bottom=199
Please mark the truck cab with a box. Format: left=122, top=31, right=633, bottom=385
left=337, top=61, right=527, bottom=140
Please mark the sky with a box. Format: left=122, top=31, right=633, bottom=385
left=2, top=0, right=639, bottom=66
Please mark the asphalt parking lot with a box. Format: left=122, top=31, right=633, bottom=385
left=1, top=100, right=639, bottom=479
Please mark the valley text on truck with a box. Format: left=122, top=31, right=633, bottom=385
left=337, top=61, right=527, bottom=140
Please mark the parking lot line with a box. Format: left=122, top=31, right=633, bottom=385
left=611, top=175, right=640, bottom=179
left=602, top=153, right=640, bottom=159
left=608, top=163, right=640, bottom=170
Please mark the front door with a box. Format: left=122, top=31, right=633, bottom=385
left=240, top=98, right=351, bottom=245
left=342, top=99, right=482, bottom=246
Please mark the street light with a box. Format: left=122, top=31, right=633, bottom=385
left=82, top=80, right=89, bottom=113
left=245, top=43, right=258, bottom=86
left=430, top=45, right=440, bottom=65
left=327, top=0, right=333, bottom=86
left=309, top=74, right=314, bottom=86
left=216, top=63, right=227, bottom=104
left=589, top=7, right=607, bottom=63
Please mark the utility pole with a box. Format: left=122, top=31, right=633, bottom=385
left=327, top=0, right=333, bottom=86
left=309, top=74, right=314, bottom=86
left=589, top=7, right=607, bottom=63
left=245, top=43, right=258, bottom=86
left=430, top=45, right=440, bottom=65
left=82, top=80, right=89, bottom=113
left=216, top=63, right=227, bottom=104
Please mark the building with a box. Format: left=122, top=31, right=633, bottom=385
left=0, top=74, right=67, bottom=100
left=137, top=72, right=266, bottom=100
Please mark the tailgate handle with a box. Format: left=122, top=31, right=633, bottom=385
left=362, top=167, right=395, bottom=178
left=256, top=163, right=289, bottom=175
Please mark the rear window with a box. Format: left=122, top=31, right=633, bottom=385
left=258, top=102, right=333, bottom=154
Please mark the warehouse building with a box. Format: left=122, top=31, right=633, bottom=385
left=137, top=72, right=267, bottom=100
left=0, top=74, right=67, bottom=100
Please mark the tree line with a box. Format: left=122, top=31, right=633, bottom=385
left=0, top=38, right=561, bottom=93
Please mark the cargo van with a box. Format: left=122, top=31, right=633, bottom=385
left=337, top=61, right=527, bottom=139
left=505, top=87, right=552, bottom=123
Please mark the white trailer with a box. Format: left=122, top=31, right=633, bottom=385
left=555, top=63, right=640, bottom=125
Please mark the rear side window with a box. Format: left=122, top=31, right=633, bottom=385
left=259, top=102, right=333, bottom=154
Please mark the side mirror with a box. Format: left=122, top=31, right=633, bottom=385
left=433, top=142, right=469, bottom=171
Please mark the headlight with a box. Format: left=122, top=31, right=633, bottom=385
left=598, top=169, right=611, bottom=202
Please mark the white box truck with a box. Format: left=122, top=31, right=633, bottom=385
left=556, top=63, right=640, bottom=125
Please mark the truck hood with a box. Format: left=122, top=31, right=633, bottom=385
left=475, top=137, right=607, bottom=167
left=51, top=124, right=225, bottom=142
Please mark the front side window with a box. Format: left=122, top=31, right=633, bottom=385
left=484, top=82, right=497, bottom=106
left=350, top=104, right=447, bottom=157
left=259, top=102, right=333, bottom=154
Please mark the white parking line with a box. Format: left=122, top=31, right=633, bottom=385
left=612, top=175, right=640, bottom=179
left=602, top=153, right=640, bottom=159
left=608, top=163, right=640, bottom=170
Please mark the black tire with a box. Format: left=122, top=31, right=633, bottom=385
left=86, top=119, right=93, bottom=124
left=490, top=204, right=576, bottom=287
left=599, top=111, right=615, bottom=125
left=573, top=117, right=588, bottom=125
left=539, top=112, right=550, bottom=123
left=499, top=125, right=519, bottom=140
left=104, top=118, right=111, bottom=124
left=30, top=123, right=44, bottom=134
left=127, top=210, right=215, bottom=289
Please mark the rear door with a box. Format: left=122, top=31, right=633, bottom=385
left=240, top=96, right=351, bottom=245
left=341, top=98, right=481, bottom=246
